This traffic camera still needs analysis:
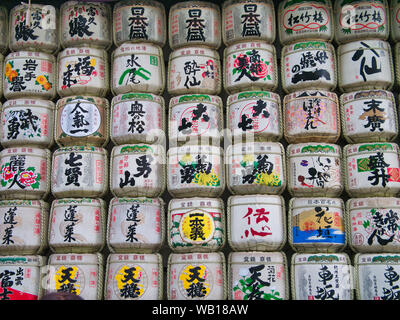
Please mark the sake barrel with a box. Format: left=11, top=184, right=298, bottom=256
left=393, top=42, right=400, bottom=88
left=338, top=40, right=394, bottom=92
left=48, top=198, right=106, bottom=253
left=51, top=146, right=108, bottom=199
left=110, top=93, right=165, bottom=146
left=287, top=143, right=343, bottom=197
left=340, top=90, right=398, bottom=143
left=346, top=197, right=400, bottom=253
left=113, top=0, right=166, bottom=47
left=0, top=200, right=48, bottom=255
left=222, top=0, right=276, bottom=46
left=57, top=47, right=109, bottom=97
left=224, top=41, right=278, bottom=94
left=288, top=197, right=346, bottom=253
left=0, top=99, right=54, bottom=148
left=281, top=40, right=337, bottom=93
left=169, top=94, right=223, bottom=147
left=110, top=144, right=165, bottom=198
left=111, top=42, right=165, bottom=96
left=0, top=147, right=51, bottom=200
left=55, top=96, right=109, bottom=147
left=3, top=51, right=57, bottom=100
left=278, top=0, right=334, bottom=45
left=167, top=47, right=221, bottom=96
left=107, top=197, right=165, bottom=253
left=0, top=255, right=46, bottom=300
left=227, top=195, right=286, bottom=251
left=0, top=7, right=7, bottom=55
left=229, top=251, right=288, bottom=300
left=334, top=0, right=389, bottom=44
left=9, top=4, right=59, bottom=54
left=283, top=90, right=340, bottom=144
left=168, top=197, right=225, bottom=253
left=291, top=253, right=353, bottom=300
left=354, top=253, right=400, bottom=300
left=227, top=90, right=282, bottom=144
left=391, top=0, right=400, bottom=42
left=226, top=142, right=286, bottom=195
left=0, top=53, right=3, bottom=98
left=45, top=253, right=103, bottom=300
left=168, top=252, right=226, bottom=300
left=344, top=142, right=400, bottom=198
left=167, top=145, right=224, bottom=198
left=168, top=1, right=221, bottom=50
left=60, top=1, right=112, bottom=50
left=104, top=253, right=163, bottom=300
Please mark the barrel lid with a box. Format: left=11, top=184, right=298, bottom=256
left=355, top=253, right=400, bottom=265
left=229, top=251, right=285, bottom=264
left=54, top=145, right=107, bottom=155
left=341, top=89, right=394, bottom=101
left=227, top=90, right=280, bottom=105
left=168, top=144, right=223, bottom=156
left=112, top=42, right=161, bottom=57
left=48, top=253, right=102, bottom=265
left=6, top=50, right=55, bottom=61
left=0, top=199, right=47, bottom=208
left=107, top=252, right=161, bottom=264
left=0, top=255, right=46, bottom=267
left=2, top=98, right=55, bottom=110
left=111, top=92, right=164, bottom=105
left=110, top=197, right=163, bottom=207
left=228, top=194, right=283, bottom=206
left=225, top=40, right=275, bottom=55
left=283, top=40, right=334, bottom=54
left=344, top=142, right=399, bottom=155
left=59, top=46, right=107, bottom=58
left=338, top=39, right=390, bottom=54
left=290, top=197, right=343, bottom=209
left=169, top=94, right=222, bottom=108
left=226, top=142, right=284, bottom=155
left=52, top=198, right=104, bottom=206
left=169, top=46, right=220, bottom=59
left=169, top=197, right=223, bottom=211
left=292, top=253, right=350, bottom=264
left=168, top=252, right=224, bottom=264
left=285, top=89, right=337, bottom=100
left=287, top=143, right=341, bottom=155
left=170, top=0, right=220, bottom=10
left=57, top=96, right=109, bottom=109
left=347, top=197, right=400, bottom=210
left=0, top=146, right=50, bottom=157
left=112, top=144, right=164, bottom=156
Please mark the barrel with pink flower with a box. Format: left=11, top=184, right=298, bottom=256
left=0, top=147, right=51, bottom=200
left=223, top=41, right=278, bottom=94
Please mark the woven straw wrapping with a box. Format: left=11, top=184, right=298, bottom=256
left=288, top=197, right=346, bottom=253
left=340, top=90, right=399, bottom=144
left=227, top=194, right=286, bottom=252
left=106, top=197, right=165, bottom=254
left=167, top=197, right=225, bottom=253
left=55, top=96, right=110, bottom=148
left=227, top=251, right=289, bottom=300
left=48, top=198, right=106, bottom=254
left=167, top=251, right=227, bottom=300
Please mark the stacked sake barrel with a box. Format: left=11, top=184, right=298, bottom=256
left=105, top=0, right=167, bottom=300
left=278, top=0, right=354, bottom=300
left=0, top=3, right=57, bottom=300
left=337, top=0, right=400, bottom=300
left=222, top=0, right=289, bottom=301
left=166, top=1, right=227, bottom=301
left=35, top=1, right=114, bottom=300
